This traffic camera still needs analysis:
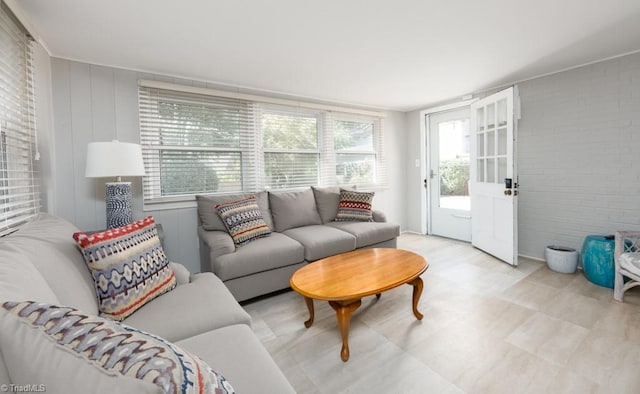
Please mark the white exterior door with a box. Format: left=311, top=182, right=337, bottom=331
left=428, top=107, right=471, bottom=242
left=470, top=87, right=518, bottom=265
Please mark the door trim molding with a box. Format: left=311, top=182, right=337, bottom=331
left=419, top=99, right=476, bottom=235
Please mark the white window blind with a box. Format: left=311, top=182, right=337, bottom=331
left=138, top=82, right=386, bottom=206
left=260, top=105, right=321, bottom=189
left=139, top=87, right=257, bottom=203
left=0, top=5, right=39, bottom=236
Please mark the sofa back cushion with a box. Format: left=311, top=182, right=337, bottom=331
left=269, top=188, right=322, bottom=232
left=197, top=191, right=273, bottom=231
left=2, top=214, right=98, bottom=315
left=0, top=243, right=59, bottom=305
left=312, top=186, right=341, bottom=223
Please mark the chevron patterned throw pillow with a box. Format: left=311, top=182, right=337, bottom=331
left=73, top=216, right=177, bottom=321
left=216, top=196, right=271, bottom=246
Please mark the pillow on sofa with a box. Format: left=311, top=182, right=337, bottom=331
left=196, top=191, right=273, bottom=232
left=311, top=186, right=341, bottom=223
left=0, top=301, right=235, bottom=394
left=215, top=196, right=272, bottom=246
left=73, top=216, right=177, bottom=321
left=269, top=188, right=322, bottom=232
left=335, top=189, right=375, bottom=222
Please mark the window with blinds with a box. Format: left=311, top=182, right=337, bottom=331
left=0, top=5, right=39, bottom=236
left=261, top=105, right=321, bottom=189
left=139, top=88, right=256, bottom=202
left=138, top=84, right=385, bottom=206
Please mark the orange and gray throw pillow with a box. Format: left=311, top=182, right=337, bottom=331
left=216, top=196, right=271, bottom=246
left=335, top=189, right=375, bottom=222
left=0, top=301, right=235, bottom=393
left=73, top=216, right=176, bottom=321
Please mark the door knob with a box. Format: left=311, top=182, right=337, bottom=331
left=504, top=189, right=512, bottom=196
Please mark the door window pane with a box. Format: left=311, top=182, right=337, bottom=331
left=497, top=127, right=507, bottom=155
left=477, top=108, right=484, bottom=131
left=438, top=118, right=470, bottom=210
left=486, top=158, right=496, bottom=183
left=497, top=99, right=507, bottom=127
left=498, top=157, right=507, bottom=183
left=477, top=159, right=484, bottom=182
left=478, top=133, right=485, bottom=157
left=487, top=130, right=495, bottom=156
left=486, top=104, right=495, bottom=129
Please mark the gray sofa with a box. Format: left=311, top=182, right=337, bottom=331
left=0, top=214, right=294, bottom=393
left=197, top=186, right=401, bottom=301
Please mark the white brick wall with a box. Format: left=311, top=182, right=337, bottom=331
left=518, top=52, right=640, bottom=259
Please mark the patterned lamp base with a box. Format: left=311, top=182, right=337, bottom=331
left=106, top=182, right=133, bottom=229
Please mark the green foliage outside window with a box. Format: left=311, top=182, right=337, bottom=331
left=440, top=158, right=469, bottom=196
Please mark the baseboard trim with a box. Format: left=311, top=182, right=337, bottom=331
left=518, top=253, right=545, bottom=262
left=401, top=230, right=425, bottom=235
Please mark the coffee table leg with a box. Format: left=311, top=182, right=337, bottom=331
left=303, top=297, right=315, bottom=328
left=329, top=299, right=362, bottom=362
left=408, top=277, right=424, bottom=320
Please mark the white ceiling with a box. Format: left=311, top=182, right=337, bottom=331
left=9, top=0, right=640, bottom=111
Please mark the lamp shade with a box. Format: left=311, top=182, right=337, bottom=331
left=85, top=140, right=145, bottom=178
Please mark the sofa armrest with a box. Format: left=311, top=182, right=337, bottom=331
left=198, top=226, right=235, bottom=273
left=169, top=262, right=191, bottom=285
left=372, top=210, right=387, bottom=223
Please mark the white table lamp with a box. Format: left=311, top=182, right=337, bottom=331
left=85, top=140, right=145, bottom=228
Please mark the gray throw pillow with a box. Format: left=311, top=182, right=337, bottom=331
left=269, top=188, right=322, bottom=232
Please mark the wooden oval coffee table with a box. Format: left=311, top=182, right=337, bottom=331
left=290, top=248, right=428, bottom=361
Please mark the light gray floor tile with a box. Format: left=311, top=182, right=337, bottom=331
left=243, top=234, right=640, bottom=393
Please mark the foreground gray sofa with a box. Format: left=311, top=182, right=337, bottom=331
left=197, top=186, right=400, bottom=301
left=0, top=214, right=294, bottom=393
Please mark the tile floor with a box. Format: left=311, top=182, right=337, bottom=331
left=243, top=234, right=640, bottom=394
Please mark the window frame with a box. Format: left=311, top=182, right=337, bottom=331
left=259, top=105, right=322, bottom=190
left=138, top=80, right=386, bottom=210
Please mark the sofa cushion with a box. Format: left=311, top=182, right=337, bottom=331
left=4, top=214, right=98, bottom=315
left=216, top=196, right=271, bottom=246
left=269, top=188, right=322, bottom=232
left=169, top=262, right=191, bottom=285
left=197, top=191, right=273, bottom=231
left=312, top=186, right=341, bottom=223
left=213, top=232, right=304, bottom=281
left=0, top=243, right=59, bottom=305
left=0, top=347, right=9, bottom=387
left=123, top=273, right=252, bottom=342
left=176, top=324, right=295, bottom=394
left=0, top=301, right=234, bottom=394
left=335, top=189, right=375, bottom=222
left=73, top=217, right=177, bottom=321
left=327, top=221, right=401, bottom=248
left=283, top=225, right=356, bottom=261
